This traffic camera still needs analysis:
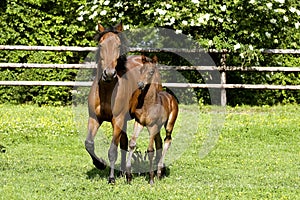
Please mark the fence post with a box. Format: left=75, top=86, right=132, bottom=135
left=220, top=51, right=227, bottom=106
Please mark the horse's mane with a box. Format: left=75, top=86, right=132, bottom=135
left=94, top=26, right=128, bottom=72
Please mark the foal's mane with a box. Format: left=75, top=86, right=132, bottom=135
left=94, top=25, right=128, bottom=72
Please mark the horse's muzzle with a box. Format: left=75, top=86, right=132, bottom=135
left=137, top=81, right=145, bottom=89
left=102, top=68, right=117, bottom=82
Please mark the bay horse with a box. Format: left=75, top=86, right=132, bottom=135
left=126, top=55, right=179, bottom=185
left=85, top=22, right=156, bottom=183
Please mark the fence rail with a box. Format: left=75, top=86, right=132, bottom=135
left=1, top=45, right=299, bottom=105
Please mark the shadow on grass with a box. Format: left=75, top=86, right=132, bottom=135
left=86, top=164, right=171, bottom=183
left=86, top=167, right=110, bottom=180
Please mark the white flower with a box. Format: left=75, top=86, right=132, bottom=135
left=266, top=3, right=272, bottom=9
left=283, top=16, right=289, bottom=22
left=295, top=22, right=300, bottom=29
left=175, top=29, right=182, bottom=34
left=296, top=9, right=300, bottom=16
left=166, top=17, right=176, bottom=25
left=93, top=0, right=98, bottom=4
left=274, top=39, right=279, bottom=44
left=249, top=45, right=254, bottom=50
left=249, top=0, right=255, bottom=4
left=270, top=19, right=277, bottom=24
left=91, top=5, right=98, bottom=11
left=239, top=53, right=244, bottom=59
left=123, top=25, right=130, bottom=30
left=265, top=32, right=271, bottom=38
left=218, top=18, right=224, bottom=23
left=234, top=43, right=241, bottom=50
left=112, top=17, right=116, bottom=22
left=182, top=20, right=188, bottom=26
left=289, top=7, right=296, bottom=13
left=275, top=0, right=285, bottom=3
left=165, top=3, right=172, bottom=9
left=115, top=1, right=122, bottom=7
left=77, top=16, right=84, bottom=21
left=100, top=10, right=107, bottom=16
left=190, top=19, right=195, bottom=26
left=208, top=40, right=213, bottom=46
left=204, top=13, right=210, bottom=21
left=220, top=5, right=226, bottom=12
left=191, top=0, right=199, bottom=4
left=89, top=11, right=98, bottom=19
left=156, top=8, right=167, bottom=15
left=103, top=0, right=110, bottom=5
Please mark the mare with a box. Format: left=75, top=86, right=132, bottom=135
left=126, top=55, right=179, bottom=185
left=85, top=23, right=158, bottom=183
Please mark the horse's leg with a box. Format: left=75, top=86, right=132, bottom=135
left=154, top=133, right=162, bottom=170
left=108, top=116, right=124, bottom=184
left=119, top=122, right=128, bottom=175
left=147, top=125, right=159, bottom=185
left=126, top=121, right=143, bottom=183
left=157, top=113, right=177, bottom=179
left=85, top=117, right=107, bottom=170
left=157, top=130, right=172, bottom=179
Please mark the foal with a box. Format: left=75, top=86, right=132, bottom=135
left=126, top=55, right=179, bottom=185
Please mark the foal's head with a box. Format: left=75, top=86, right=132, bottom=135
left=137, top=55, right=158, bottom=90
left=95, top=22, right=126, bottom=82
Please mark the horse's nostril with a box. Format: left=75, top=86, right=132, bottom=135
left=112, top=70, right=117, bottom=77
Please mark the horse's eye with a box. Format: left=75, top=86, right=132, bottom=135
left=150, top=70, right=155, bottom=75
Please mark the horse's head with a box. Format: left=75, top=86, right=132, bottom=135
left=95, top=22, right=125, bottom=82
left=137, top=55, right=158, bottom=90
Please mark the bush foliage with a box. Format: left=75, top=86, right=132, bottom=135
left=0, top=0, right=299, bottom=105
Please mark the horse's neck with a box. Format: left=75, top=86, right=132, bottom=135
left=142, top=83, right=160, bottom=105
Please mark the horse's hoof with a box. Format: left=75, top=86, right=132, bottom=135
left=149, top=179, right=154, bottom=185
left=126, top=172, right=132, bottom=184
left=108, top=177, right=115, bottom=184
left=118, top=170, right=125, bottom=177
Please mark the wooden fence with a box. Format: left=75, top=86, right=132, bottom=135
left=0, top=45, right=299, bottom=106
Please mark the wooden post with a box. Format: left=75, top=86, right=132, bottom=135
left=220, top=51, right=227, bottom=106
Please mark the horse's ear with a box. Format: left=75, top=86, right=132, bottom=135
left=141, top=55, right=147, bottom=63
left=152, top=55, right=158, bottom=64
left=98, top=23, right=105, bottom=32
left=115, top=22, right=123, bottom=32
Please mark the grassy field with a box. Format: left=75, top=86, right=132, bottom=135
left=0, top=104, right=299, bottom=199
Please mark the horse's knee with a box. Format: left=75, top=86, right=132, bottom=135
left=129, top=139, right=136, bottom=150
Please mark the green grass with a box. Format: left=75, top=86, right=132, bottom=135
left=0, top=104, right=299, bottom=199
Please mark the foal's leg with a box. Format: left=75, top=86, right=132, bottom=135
left=154, top=133, right=162, bottom=168
left=147, top=125, right=160, bottom=185
left=126, top=121, right=143, bottom=183
left=157, top=130, right=172, bottom=179
left=85, top=117, right=107, bottom=170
